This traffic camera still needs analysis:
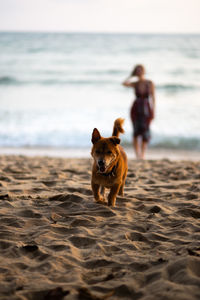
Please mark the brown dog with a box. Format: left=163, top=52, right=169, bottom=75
left=91, top=118, right=128, bottom=207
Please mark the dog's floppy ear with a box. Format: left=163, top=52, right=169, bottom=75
left=92, top=128, right=101, bottom=144
left=109, top=137, right=120, bottom=145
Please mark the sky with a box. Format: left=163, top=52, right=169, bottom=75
left=0, top=0, right=200, bottom=33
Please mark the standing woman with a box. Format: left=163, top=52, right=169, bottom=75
left=122, top=65, right=155, bottom=160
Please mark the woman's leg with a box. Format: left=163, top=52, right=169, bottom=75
left=141, top=122, right=150, bottom=159
left=141, top=140, right=148, bottom=160
left=133, top=136, right=140, bottom=159
left=133, top=121, right=141, bottom=159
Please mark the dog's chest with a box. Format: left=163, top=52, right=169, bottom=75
left=93, top=171, right=120, bottom=187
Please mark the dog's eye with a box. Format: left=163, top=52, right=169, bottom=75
left=107, top=151, right=112, bottom=154
left=95, top=150, right=101, bottom=154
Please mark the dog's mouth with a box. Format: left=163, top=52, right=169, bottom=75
left=97, top=156, right=116, bottom=174
left=98, top=165, right=106, bottom=173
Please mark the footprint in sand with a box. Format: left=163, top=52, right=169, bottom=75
left=69, top=236, right=96, bottom=248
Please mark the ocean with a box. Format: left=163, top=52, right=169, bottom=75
left=0, top=32, right=200, bottom=150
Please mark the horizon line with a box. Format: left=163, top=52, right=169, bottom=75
left=0, top=29, right=200, bottom=35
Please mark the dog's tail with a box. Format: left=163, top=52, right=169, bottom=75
left=112, top=118, right=125, bottom=137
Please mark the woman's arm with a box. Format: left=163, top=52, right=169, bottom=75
left=122, top=77, right=135, bottom=88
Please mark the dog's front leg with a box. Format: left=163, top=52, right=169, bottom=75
left=108, top=184, right=120, bottom=207
left=92, top=182, right=105, bottom=203
left=100, top=186, right=105, bottom=197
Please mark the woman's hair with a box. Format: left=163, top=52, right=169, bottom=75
left=131, top=64, right=145, bottom=77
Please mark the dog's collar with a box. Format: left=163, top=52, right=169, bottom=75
left=99, top=164, right=116, bottom=177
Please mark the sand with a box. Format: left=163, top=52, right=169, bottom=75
left=0, top=155, right=200, bottom=300
left=1, top=147, right=200, bottom=161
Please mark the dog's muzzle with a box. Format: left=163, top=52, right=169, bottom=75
left=98, top=159, right=106, bottom=173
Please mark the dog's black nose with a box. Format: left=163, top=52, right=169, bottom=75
left=98, top=160, right=104, bottom=166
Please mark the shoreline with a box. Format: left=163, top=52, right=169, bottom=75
left=0, top=146, right=199, bottom=161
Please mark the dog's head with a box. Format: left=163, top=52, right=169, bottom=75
left=91, top=128, right=120, bottom=173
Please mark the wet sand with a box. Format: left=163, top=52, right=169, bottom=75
left=0, top=146, right=200, bottom=161
left=0, top=155, right=200, bottom=300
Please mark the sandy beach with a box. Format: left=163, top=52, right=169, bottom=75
left=0, top=154, right=200, bottom=300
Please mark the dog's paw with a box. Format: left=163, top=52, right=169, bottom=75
left=96, top=196, right=106, bottom=204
